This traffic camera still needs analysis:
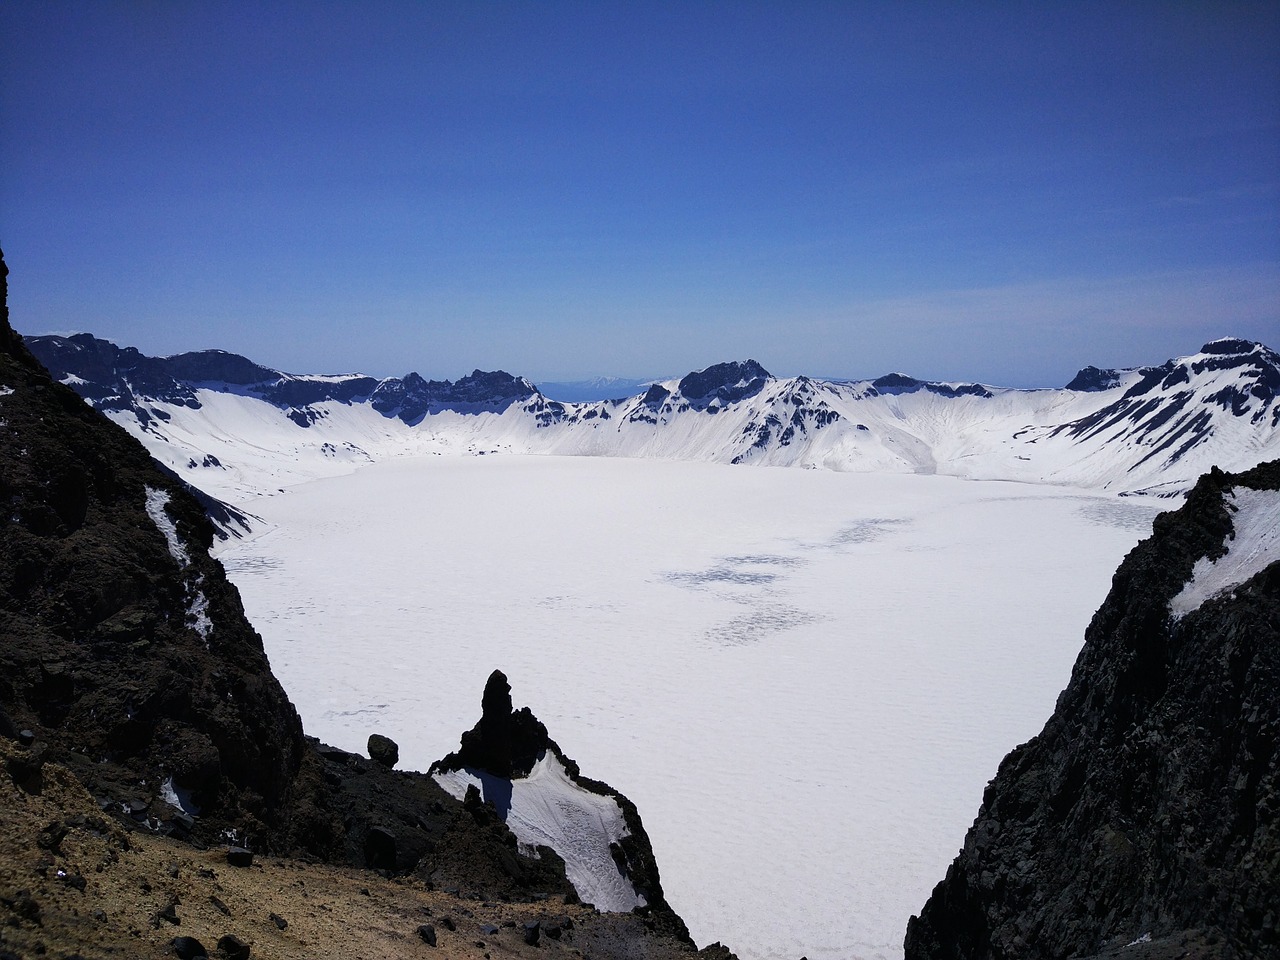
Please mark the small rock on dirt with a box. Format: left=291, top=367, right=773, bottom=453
left=171, top=936, right=208, bottom=959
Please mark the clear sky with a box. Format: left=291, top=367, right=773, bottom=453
left=2, top=1, right=1277, bottom=386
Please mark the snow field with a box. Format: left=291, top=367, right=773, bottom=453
left=216, top=456, right=1164, bottom=960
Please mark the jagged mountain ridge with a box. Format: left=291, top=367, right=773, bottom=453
left=24, top=333, right=1280, bottom=503
left=28, top=332, right=538, bottom=427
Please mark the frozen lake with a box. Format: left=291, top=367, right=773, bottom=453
left=217, top=455, right=1163, bottom=960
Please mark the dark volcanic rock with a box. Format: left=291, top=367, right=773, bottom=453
left=23, top=332, right=536, bottom=432
left=170, top=936, right=208, bottom=959
left=437, top=670, right=550, bottom=779
left=677, top=360, right=771, bottom=407
left=4, top=251, right=714, bottom=958
left=215, top=934, right=250, bottom=960
left=363, top=825, right=397, bottom=871
left=1201, top=337, right=1264, bottom=356
left=1065, top=365, right=1127, bottom=392
left=367, top=733, right=399, bottom=769
left=905, top=461, right=1280, bottom=959
left=0, top=250, right=306, bottom=849
left=369, top=369, right=538, bottom=423
left=870, top=372, right=993, bottom=399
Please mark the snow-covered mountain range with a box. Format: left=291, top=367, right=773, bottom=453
left=26, top=333, right=1280, bottom=505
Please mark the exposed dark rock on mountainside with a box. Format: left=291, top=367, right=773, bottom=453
left=676, top=360, right=771, bottom=407
left=25, top=331, right=537, bottom=428
left=370, top=368, right=537, bottom=423
left=1066, top=365, right=1130, bottom=392
left=2, top=249, right=719, bottom=957
left=1051, top=340, right=1280, bottom=474
left=868, top=372, right=993, bottom=399
left=905, top=460, right=1280, bottom=959
left=1, top=261, right=306, bottom=847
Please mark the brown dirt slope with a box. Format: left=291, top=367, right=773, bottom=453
left=1, top=742, right=730, bottom=960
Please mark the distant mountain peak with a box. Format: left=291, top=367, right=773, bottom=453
left=869, top=372, right=993, bottom=399
left=1064, top=364, right=1137, bottom=392
left=676, top=359, right=771, bottom=405
left=1201, top=336, right=1266, bottom=355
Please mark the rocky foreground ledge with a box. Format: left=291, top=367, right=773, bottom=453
left=906, top=461, right=1280, bottom=959
left=0, top=738, right=725, bottom=960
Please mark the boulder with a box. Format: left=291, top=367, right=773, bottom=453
left=367, top=733, right=398, bottom=769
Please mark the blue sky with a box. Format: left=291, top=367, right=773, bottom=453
left=2, top=1, right=1277, bottom=386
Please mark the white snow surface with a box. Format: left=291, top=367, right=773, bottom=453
left=433, top=751, right=644, bottom=913
left=144, top=487, right=190, bottom=567
left=1170, top=486, right=1280, bottom=617
left=215, top=455, right=1166, bottom=960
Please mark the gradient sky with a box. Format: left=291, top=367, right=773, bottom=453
left=2, top=1, right=1277, bottom=386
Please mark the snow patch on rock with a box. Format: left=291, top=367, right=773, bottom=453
left=188, top=576, right=213, bottom=641
left=434, top=751, right=644, bottom=912
left=145, top=487, right=191, bottom=567
left=161, top=776, right=201, bottom=815
left=1170, top=486, right=1280, bottom=618
left=146, top=487, right=214, bottom=639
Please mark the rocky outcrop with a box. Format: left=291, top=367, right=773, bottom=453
left=905, top=461, right=1280, bottom=959
left=437, top=669, right=554, bottom=779
left=868, top=372, right=993, bottom=399
left=677, top=360, right=771, bottom=408
left=1, top=252, right=307, bottom=848
left=434, top=671, right=690, bottom=942
left=1065, top=365, right=1130, bottom=392
left=370, top=369, right=538, bottom=422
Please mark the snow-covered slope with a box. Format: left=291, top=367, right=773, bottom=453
left=434, top=753, right=645, bottom=913
left=25, top=334, right=1280, bottom=502
left=1169, top=484, right=1280, bottom=618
